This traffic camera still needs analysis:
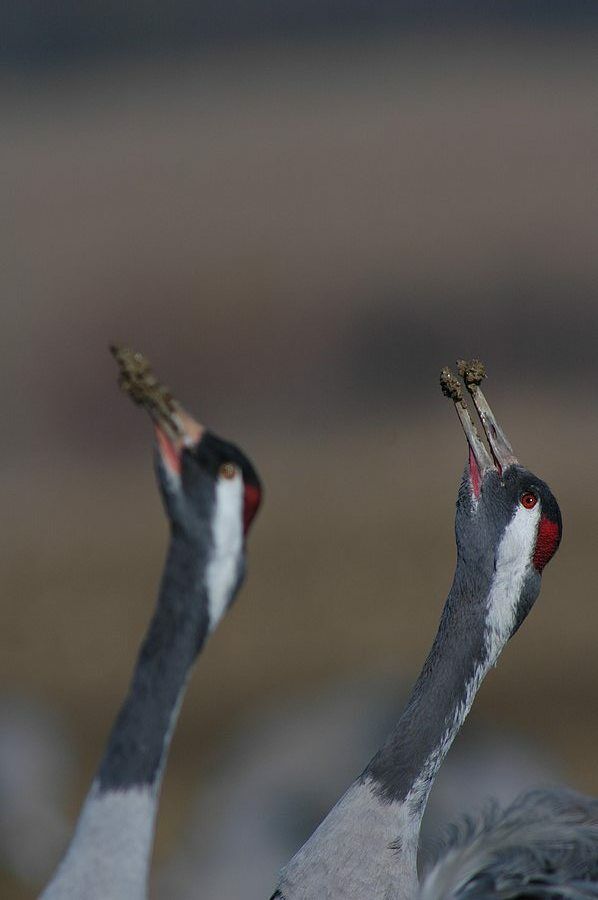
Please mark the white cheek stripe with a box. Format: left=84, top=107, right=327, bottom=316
left=407, top=500, right=541, bottom=814
left=484, top=500, right=541, bottom=662
left=205, top=475, right=244, bottom=631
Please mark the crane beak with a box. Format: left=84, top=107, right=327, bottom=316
left=453, top=399, right=495, bottom=495
left=456, top=360, right=519, bottom=474
left=441, top=360, right=521, bottom=498
left=441, top=367, right=494, bottom=498
left=464, top=385, right=518, bottom=474
left=153, top=407, right=204, bottom=478
left=111, top=344, right=204, bottom=477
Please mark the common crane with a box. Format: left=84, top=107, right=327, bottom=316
left=41, top=346, right=262, bottom=900
left=272, top=360, right=563, bottom=900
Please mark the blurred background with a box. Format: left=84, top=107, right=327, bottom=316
left=2, top=3, right=598, bottom=897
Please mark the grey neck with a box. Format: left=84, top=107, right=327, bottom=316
left=364, top=582, right=489, bottom=811
left=40, top=534, right=211, bottom=900
left=275, top=484, right=542, bottom=900
left=97, top=534, right=210, bottom=792
left=276, top=562, right=502, bottom=900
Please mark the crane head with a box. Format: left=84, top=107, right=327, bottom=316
left=441, top=360, right=561, bottom=639
left=111, top=344, right=262, bottom=541
left=154, top=424, right=262, bottom=542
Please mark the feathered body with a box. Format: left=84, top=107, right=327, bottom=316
left=421, top=788, right=598, bottom=900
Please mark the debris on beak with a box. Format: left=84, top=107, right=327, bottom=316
left=457, top=359, right=518, bottom=472
left=110, top=345, right=204, bottom=475
left=440, top=365, right=494, bottom=497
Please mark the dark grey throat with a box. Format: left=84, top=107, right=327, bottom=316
left=364, top=559, right=494, bottom=808
left=97, top=535, right=210, bottom=792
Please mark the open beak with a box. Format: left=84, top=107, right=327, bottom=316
left=440, top=360, right=518, bottom=497
left=110, top=345, right=204, bottom=476
left=456, top=359, right=518, bottom=473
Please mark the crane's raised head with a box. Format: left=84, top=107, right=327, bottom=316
left=442, top=360, right=561, bottom=639
left=111, top=345, right=262, bottom=541
left=155, top=424, right=262, bottom=541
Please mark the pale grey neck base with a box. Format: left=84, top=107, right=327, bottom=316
left=278, top=779, right=421, bottom=900
left=39, top=783, right=156, bottom=900
left=276, top=654, right=499, bottom=900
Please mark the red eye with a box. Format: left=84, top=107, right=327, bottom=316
left=520, top=491, right=538, bottom=509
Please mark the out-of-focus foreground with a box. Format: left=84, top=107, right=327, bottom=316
left=2, top=27, right=598, bottom=899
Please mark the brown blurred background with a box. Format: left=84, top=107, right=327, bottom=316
left=2, top=5, right=598, bottom=898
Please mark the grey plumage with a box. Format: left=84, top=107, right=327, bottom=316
left=273, top=475, right=561, bottom=897
left=272, top=365, right=567, bottom=900
left=420, top=788, right=598, bottom=899
left=153, top=680, right=558, bottom=900
left=41, top=356, right=262, bottom=900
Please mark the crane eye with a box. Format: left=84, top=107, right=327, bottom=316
left=520, top=491, right=538, bottom=510
left=219, top=462, right=237, bottom=480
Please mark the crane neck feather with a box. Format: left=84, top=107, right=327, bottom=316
left=275, top=504, right=541, bottom=900
left=42, top=508, right=246, bottom=900
left=97, top=537, right=210, bottom=792
left=366, top=502, right=540, bottom=808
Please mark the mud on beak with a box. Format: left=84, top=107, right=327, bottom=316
left=440, top=360, right=519, bottom=498
left=457, top=359, right=518, bottom=474
left=110, top=344, right=204, bottom=477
